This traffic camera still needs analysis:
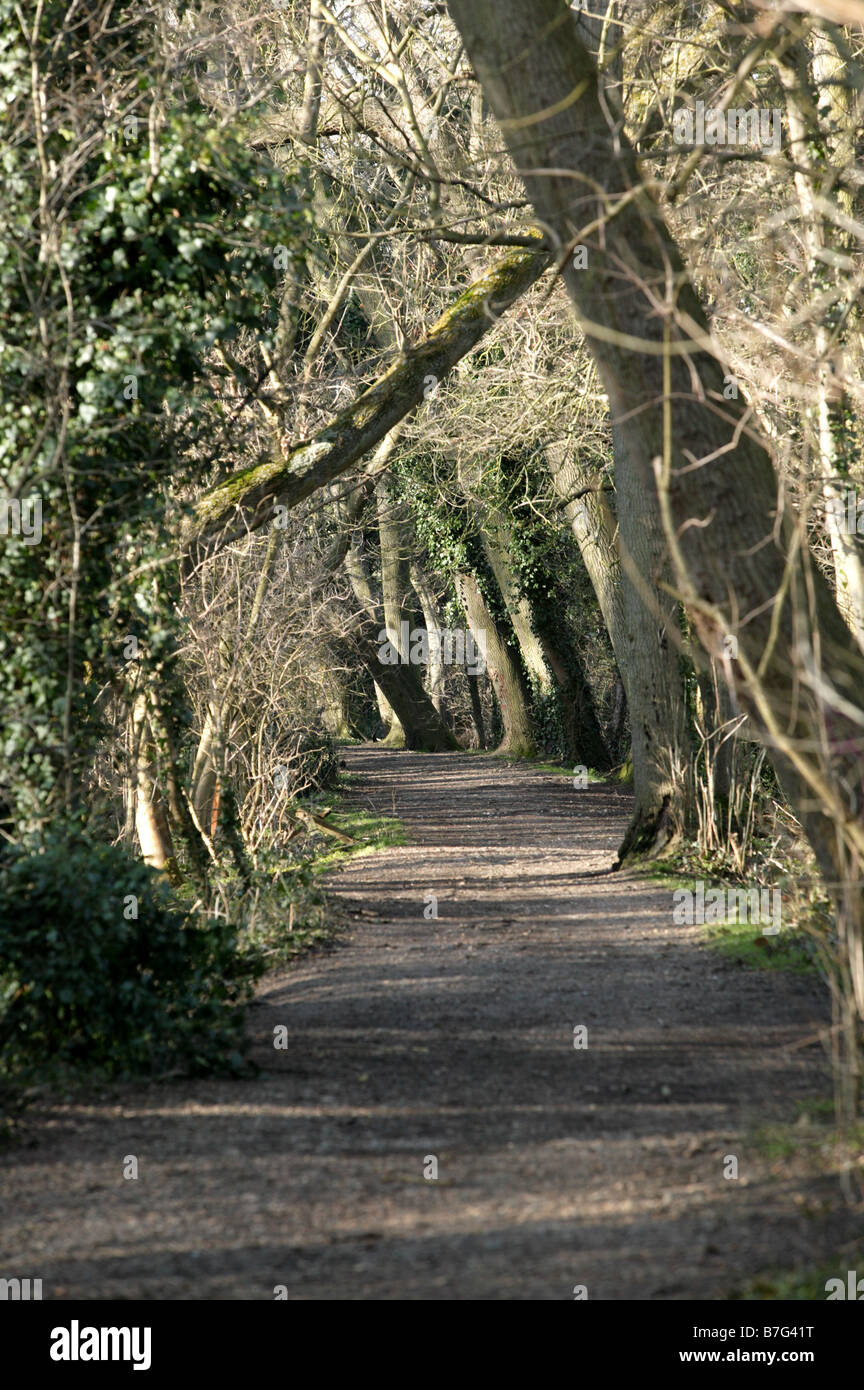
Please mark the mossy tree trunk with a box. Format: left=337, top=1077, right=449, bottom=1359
left=184, top=244, right=549, bottom=559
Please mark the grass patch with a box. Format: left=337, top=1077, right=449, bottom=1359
left=728, top=1106, right=864, bottom=1298
left=751, top=1103, right=864, bottom=1160
left=454, top=749, right=616, bottom=781
left=235, top=776, right=407, bottom=971
left=728, top=1262, right=850, bottom=1301
left=639, top=863, right=819, bottom=975
left=523, top=758, right=609, bottom=783
left=704, top=918, right=816, bottom=973
left=310, top=803, right=407, bottom=875
left=642, top=863, right=706, bottom=892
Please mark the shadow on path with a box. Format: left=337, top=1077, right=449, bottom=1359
left=1, top=748, right=857, bottom=1300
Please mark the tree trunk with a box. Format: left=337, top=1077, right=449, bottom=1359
left=609, top=676, right=627, bottom=757
left=545, top=435, right=688, bottom=843
left=317, top=668, right=353, bottom=739
left=479, top=523, right=550, bottom=691
left=409, top=561, right=447, bottom=714
left=375, top=474, right=412, bottom=746
left=529, top=601, right=612, bottom=771
left=352, top=618, right=459, bottom=752
left=146, top=685, right=214, bottom=887
left=131, top=693, right=179, bottom=881
left=613, top=424, right=691, bottom=857
left=343, top=532, right=406, bottom=746
left=343, top=530, right=457, bottom=751
left=191, top=704, right=220, bottom=833
left=469, top=477, right=610, bottom=767
left=545, top=441, right=626, bottom=666
left=466, top=668, right=487, bottom=749
left=456, top=570, right=535, bottom=756
left=775, top=43, right=864, bottom=647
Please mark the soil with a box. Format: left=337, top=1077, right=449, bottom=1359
left=2, top=747, right=861, bottom=1300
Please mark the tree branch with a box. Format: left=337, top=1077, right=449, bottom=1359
left=183, top=239, right=549, bottom=560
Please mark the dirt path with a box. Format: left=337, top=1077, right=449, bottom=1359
left=2, top=749, right=858, bottom=1300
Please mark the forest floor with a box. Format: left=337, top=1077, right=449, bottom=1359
left=3, top=747, right=862, bottom=1300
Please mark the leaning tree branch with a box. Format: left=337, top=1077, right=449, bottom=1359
left=183, top=239, right=549, bottom=559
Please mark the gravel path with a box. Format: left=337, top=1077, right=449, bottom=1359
left=1, top=748, right=857, bottom=1300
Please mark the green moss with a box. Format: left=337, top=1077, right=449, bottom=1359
left=729, top=1263, right=847, bottom=1301
left=428, top=241, right=544, bottom=334
left=529, top=759, right=608, bottom=783
left=704, top=918, right=815, bottom=973
left=311, top=806, right=407, bottom=875
left=193, top=456, right=285, bottom=521
left=191, top=239, right=547, bottom=541
left=639, top=865, right=818, bottom=974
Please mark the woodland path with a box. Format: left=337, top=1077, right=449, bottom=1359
left=2, top=748, right=859, bottom=1300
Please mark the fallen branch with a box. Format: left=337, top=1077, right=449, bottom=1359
left=290, top=805, right=355, bottom=843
